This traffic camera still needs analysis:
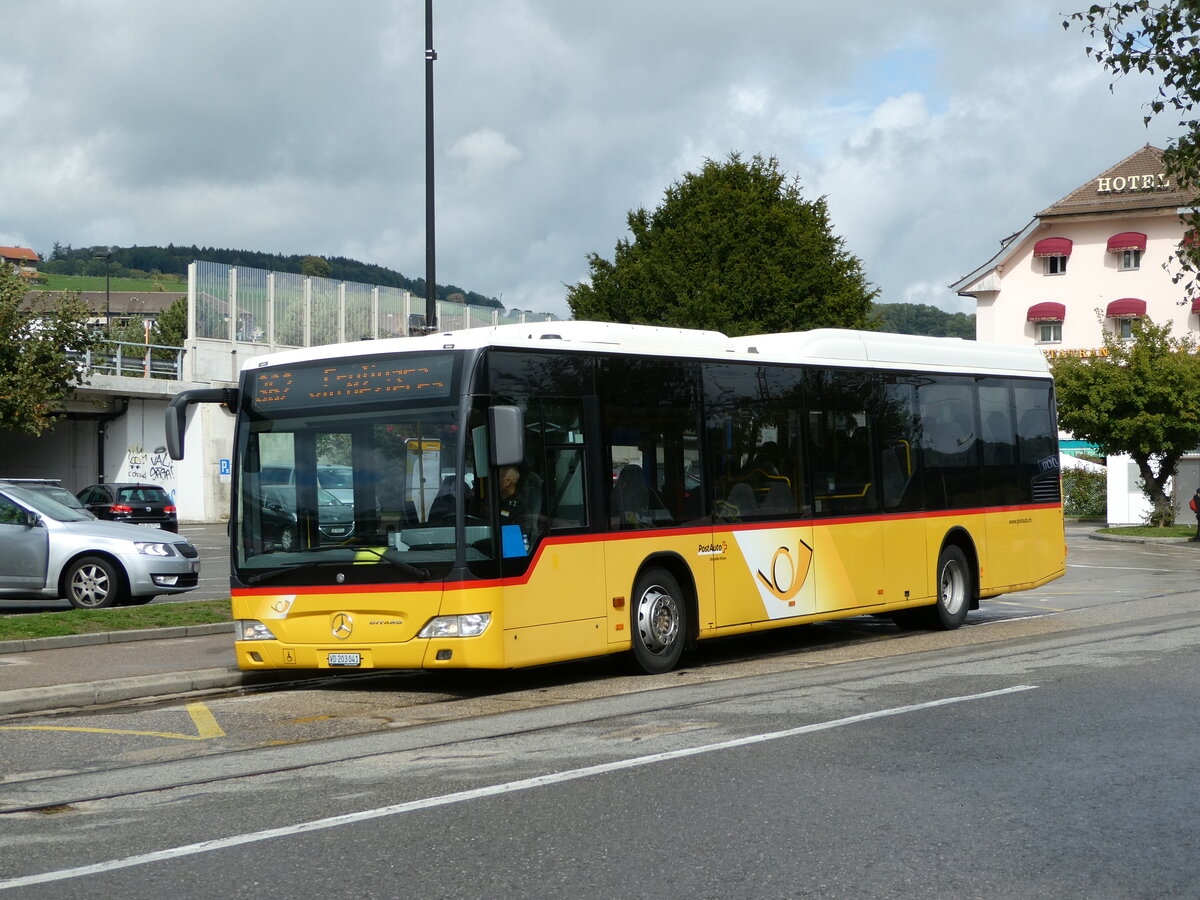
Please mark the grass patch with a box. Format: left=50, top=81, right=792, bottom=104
left=33, top=273, right=186, bottom=293
left=0, top=599, right=231, bottom=642
left=1098, top=525, right=1198, bottom=539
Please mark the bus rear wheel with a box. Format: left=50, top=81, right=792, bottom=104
left=893, top=545, right=972, bottom=631
left=630, top=568, right=687, bottom=674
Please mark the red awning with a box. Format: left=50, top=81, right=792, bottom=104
left=1106, top=298, right=1146, bottom=318
left=1027, top=302, right=1066, bottom=322
left=1107, top=232, right=1147, bottom=253
left=1033, top=237, right=1073, bottom=258
left=1191, top=298, right=1200, bottom=314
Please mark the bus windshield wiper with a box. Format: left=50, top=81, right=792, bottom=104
left=242, top=549, right=430, bottom=585
left=350, top=546, right=431, bottom=580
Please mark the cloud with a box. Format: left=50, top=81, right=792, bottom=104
left=448, top=128, right=523, bottom=180
left=0, top=0, right=1181, bottom=320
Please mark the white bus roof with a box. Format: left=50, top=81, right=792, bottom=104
left=242, top=320, right=1049, bottom=378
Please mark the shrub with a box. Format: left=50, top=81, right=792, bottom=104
left=1062, top=468, right=1106, bottom=518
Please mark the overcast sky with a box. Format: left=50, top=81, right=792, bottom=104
left=0, top=0, right=1177, bottom=319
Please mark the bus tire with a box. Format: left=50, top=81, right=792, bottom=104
left=630, top=567, right=687, bottom=674
left=930, top=544, right=971, bottom=629
left=892, top=545, right=972, bottom=630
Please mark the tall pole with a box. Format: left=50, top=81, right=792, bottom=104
left=93, top=250, right=112, bottom=337
left=424, top=0, right=437, bottom=332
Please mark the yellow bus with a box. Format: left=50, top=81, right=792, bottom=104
left=166, top=321, right=1065, bottom=675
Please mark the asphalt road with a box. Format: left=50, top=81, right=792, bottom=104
left=2, top=525, right=1199, bottom=897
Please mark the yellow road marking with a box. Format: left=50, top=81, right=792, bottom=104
left=0, top=702, right=226, bottom=741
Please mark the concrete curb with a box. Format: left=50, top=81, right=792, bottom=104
left=0, top=667, right=244, bottom=717
left=0, top=622, right=234, bottom=655
left=1087, top=532, right=1200, bottom=546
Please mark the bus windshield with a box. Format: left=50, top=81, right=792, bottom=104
left=235, top=399, right=493, bottom=585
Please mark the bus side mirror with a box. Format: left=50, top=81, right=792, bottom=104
left=165, top=388, right=239, bottom=460
left=489, top=406, right=524, bottom=467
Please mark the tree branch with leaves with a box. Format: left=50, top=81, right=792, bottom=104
left=1066, top=2, right=1200, bottom=279
left=0, top=263, right=102, bottom=436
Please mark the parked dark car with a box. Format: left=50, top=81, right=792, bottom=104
left=76, top=483, right=178, bottom=532
left=0, top=479, right=95, bottom=517
left=257, top=485, right=355, bottom=550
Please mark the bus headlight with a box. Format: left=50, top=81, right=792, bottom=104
left=236, top=620, right=278, bottom=641
left=418, top=613, right=491, bottom=638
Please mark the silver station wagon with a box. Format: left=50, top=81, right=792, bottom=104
left=0, top=483, right=200, bottom=609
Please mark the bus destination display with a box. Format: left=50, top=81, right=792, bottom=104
left=251, top=356, right=455, bottom=410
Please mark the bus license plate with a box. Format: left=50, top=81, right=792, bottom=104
left=327, top=652, right=361, bottom=667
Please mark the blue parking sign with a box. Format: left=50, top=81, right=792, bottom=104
left=219, top=458, right=231, bottom=476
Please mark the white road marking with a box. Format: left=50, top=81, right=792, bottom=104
left=0, top=684, right=1037, bottom=890
left=1067, top=564, right=1173, bottom=572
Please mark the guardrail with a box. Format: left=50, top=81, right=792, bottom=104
left=72, top=341, right=186, bottom=380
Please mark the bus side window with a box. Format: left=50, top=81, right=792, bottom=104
left=599, top=357, right=701, bottom=530
left=807, top=370, right=878, bottom=516
left=872, top=379, right=917, bottom=511
left=704, top=363, right=806, bottom=522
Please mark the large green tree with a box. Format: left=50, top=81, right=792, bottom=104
left=0, top=263, right=101, bottom=436
left=1066, top=2, right=1200, bottom=279
left=566, top=153, right=877, bottom=336
left=1052, top=316, right=1200, bottom=526
left=873, top=302, right=976, bottom=338
left=301, top=255, right=333, bottom=279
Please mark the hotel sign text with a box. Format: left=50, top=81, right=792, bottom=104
left=1096, top=173, right=1170, bottom=193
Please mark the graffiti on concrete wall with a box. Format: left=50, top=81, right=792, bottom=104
left=124, top=445, right=176, bottom=484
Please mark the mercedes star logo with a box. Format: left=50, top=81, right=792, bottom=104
left=331, top=613, right=353, bottom=640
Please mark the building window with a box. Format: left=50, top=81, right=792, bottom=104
left=1119, top=249, right=1141, bottom=271
left=1044, top=255, right=1067, bottom=276
left=1118, top=319, right=1135, bottom=340
left=1037, top=323, right=1062, bottom=343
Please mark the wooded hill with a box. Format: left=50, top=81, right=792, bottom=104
left=39, top=243, right=504, bottom=309
left=35, top=243, right=976, bottom=336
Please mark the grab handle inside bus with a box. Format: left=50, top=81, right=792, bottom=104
left=489, top=405, right=524, bottom=467
left=165, top=388, right=238, bottom=460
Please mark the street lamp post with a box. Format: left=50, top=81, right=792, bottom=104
left=93, top=251, right=112, bottom=336
left=425, top=0, right=437, bottom=332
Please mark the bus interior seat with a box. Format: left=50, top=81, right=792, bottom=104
left=612, top=465, right=649, bottom=528
left=758, top=482, right=795, bottom=515
left=880, top=446, right=908, bottom=509
left=724, top=482, right=757, bottom=519
left=427, top=476, right=457, bottom=523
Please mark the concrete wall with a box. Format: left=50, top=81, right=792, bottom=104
left=0, top=370, right=238, bottom=523
left=1105, top=453, right=1200, bottom=526
left=173, top=400, right=235, bottom=524
left=0, top=418, right=96, bottom=491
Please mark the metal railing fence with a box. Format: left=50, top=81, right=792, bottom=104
left=190, top=260, right=557, bottom=348
left=72, top=341, right=186, bottom=380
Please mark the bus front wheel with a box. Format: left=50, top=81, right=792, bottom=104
left=630, top=568, right=687, bottom=674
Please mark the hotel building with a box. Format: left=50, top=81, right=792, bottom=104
left=951, top=145, right=1196, bottom=524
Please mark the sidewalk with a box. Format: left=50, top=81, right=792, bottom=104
left=0, top=625, right=249, bottom=717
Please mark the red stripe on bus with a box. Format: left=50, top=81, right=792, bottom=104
left=231, top=503, right=1060, bottom=597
